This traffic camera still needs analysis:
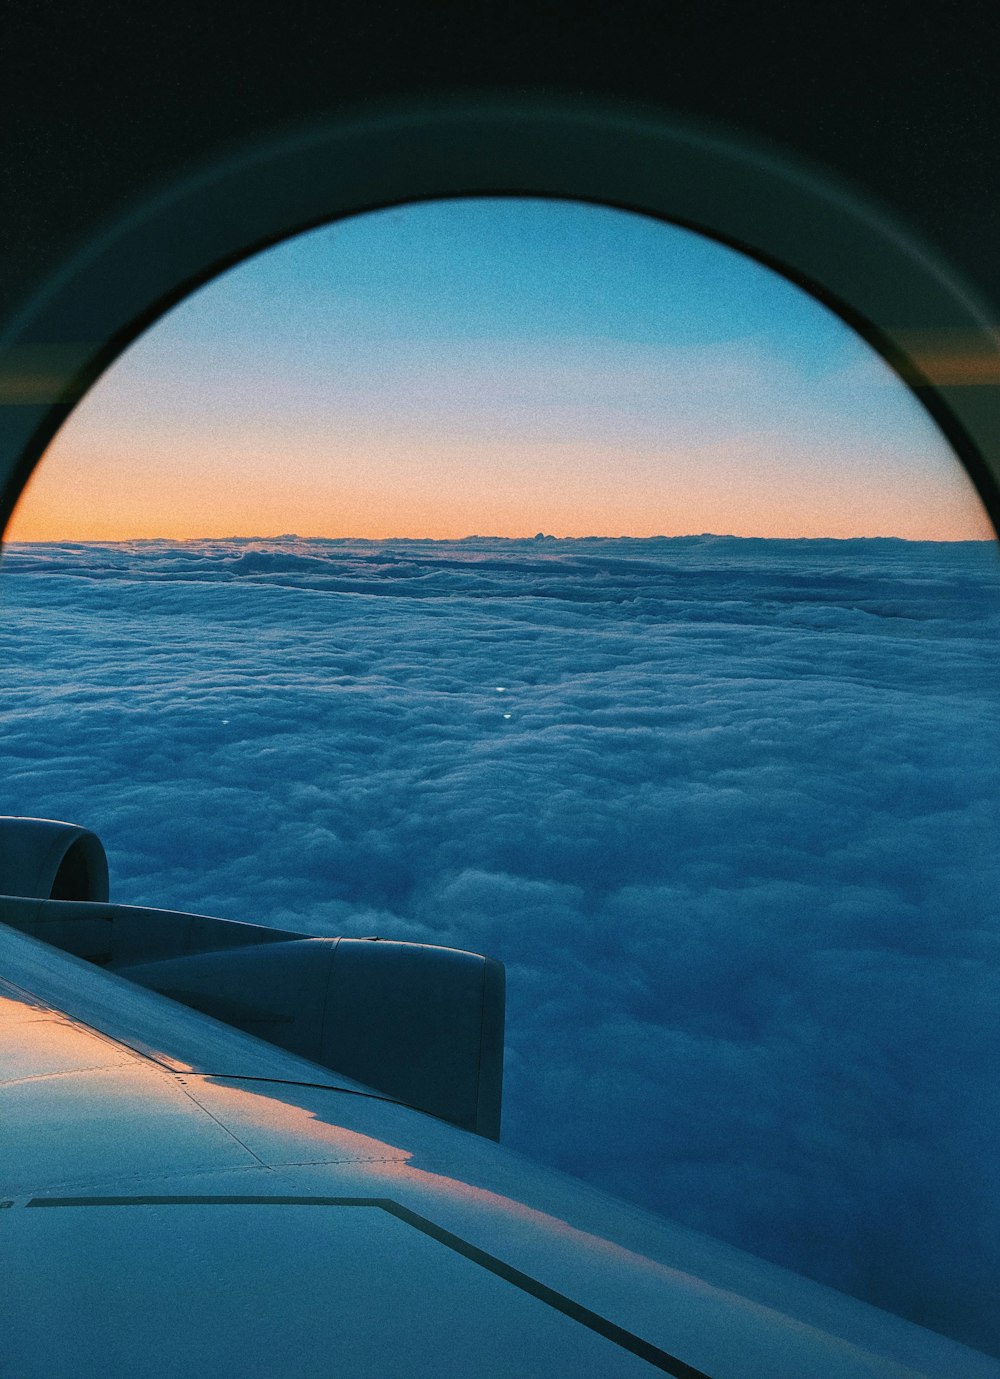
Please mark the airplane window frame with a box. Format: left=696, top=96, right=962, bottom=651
left=0, top=93, right=998, bottom=538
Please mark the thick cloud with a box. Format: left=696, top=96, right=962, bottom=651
left=3, top=533, right=1000, bottom=1354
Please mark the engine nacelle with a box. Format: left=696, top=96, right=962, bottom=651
left=0, top=816, right=505, bottom=1139
left=0, top=816, right=109, bottom=903
left=116, top=937, right=505, bottom=1139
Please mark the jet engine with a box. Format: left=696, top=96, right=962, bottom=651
left=0, top=816, right=504, bottom=1139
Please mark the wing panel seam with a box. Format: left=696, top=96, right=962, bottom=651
left=24, top=1193, right=712, bottom=1378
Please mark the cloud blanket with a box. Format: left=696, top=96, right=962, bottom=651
left=2, top=533, right=999, bottom=1353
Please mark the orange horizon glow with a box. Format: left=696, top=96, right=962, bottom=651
left=11, top=515, right=997, bottom=543
left=5, top=431, right=997, bottom=544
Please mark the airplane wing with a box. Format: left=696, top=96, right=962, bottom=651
left=5, top=887, right=1000, bottom=1378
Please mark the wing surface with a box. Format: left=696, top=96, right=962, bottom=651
left=3, top=920, right=998, bottom=1379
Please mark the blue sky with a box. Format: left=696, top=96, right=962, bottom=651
left=8, top=197, right=992, bottom=541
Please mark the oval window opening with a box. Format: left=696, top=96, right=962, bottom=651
left=4, top=196, right=1000, bottom=1356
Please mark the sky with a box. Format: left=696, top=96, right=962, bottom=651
left=5, top=196, right=994, bottom=542
left=2, top=534, right=1000, bottom=1356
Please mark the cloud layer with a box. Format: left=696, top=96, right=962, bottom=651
left=3, top=533, right=1000, bottom=1353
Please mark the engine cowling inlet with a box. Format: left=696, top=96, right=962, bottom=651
left=0, top=816, right=109, bottom=903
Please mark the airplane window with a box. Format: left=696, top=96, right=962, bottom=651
left=3, top=197, right=999, bottom=1352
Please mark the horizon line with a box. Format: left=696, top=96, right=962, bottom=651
left=3, top=531, right=998, bottom=546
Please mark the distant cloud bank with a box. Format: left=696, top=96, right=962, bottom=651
left=3, top=534, right=1000, bottom=1355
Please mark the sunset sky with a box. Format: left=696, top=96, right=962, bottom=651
left=6, top=197, right=994, bottom=542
